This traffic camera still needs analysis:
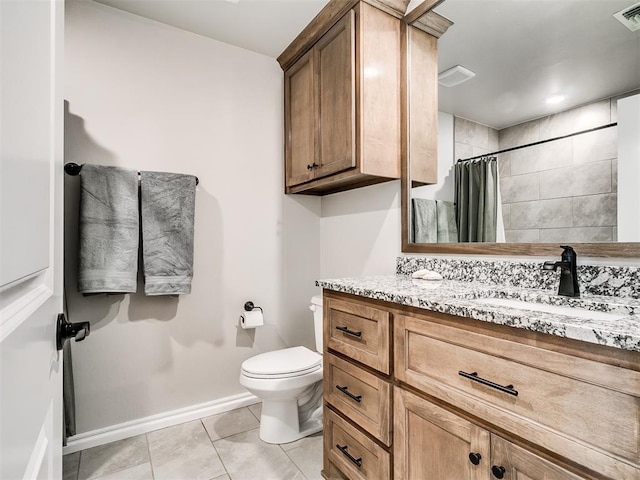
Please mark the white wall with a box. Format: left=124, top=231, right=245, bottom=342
left=64, top=0, right=321, bottom=434
left=320, top=181, right=401, bottom=278
left=319, top=112, right=456, bottom=278
left=617, top=93, right=640, bottom=242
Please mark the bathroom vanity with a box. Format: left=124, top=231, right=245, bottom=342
left=318, top=266, right=640, bottom=480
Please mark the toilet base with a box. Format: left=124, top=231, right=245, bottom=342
left=258, top=399, right=323, bottom=444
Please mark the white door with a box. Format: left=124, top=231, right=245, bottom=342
left=0, top=0, right=65, bottom=479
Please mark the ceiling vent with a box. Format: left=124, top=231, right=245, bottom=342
left=614, top=2, right=640, bottom=31
left=438, top=65, right=476, bottom=87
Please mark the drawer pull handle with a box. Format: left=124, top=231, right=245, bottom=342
left=335, top=326, right=362, bottom=338
left=491, top=465, right=506, bottom=479
left=336, top=444, right=362, bottom=468
left=468, top=452, right=482, bottom=465
left=458, top=371, right=519, bottom=396
left=336, top=385, right=362, bottom=403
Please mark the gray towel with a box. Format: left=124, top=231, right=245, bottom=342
left=78, top=164, right=139, bottom=293
left=436, top=200, right=459, bottom=243
left=140, top=171, right=196, bottom=296
left=412, top=198, right=437, bottom=243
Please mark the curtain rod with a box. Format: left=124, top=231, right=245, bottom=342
left=63, top=162, right=199, bottom=186
left=456, top=122, right=617, bottom=163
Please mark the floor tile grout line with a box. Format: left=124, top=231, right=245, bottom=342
left=201, top=417, right=232, bottom=480
left=248, top=404, right=261, bottom=422
left=75, top=451, right=82, bottom=480
left=281, top=447, right=311, bottom=480
left=144, top=432, right=155, bottom=480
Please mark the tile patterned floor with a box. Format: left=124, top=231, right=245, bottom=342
left=63, top=404, right=323, bottom=480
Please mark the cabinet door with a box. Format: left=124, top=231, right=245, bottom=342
left=490, top=436, right=586, bottom=480
left=315, top=9, right=356, bottom=179
left=394, top=387, right=491, bottom=480
left=285, top=48, right=316, bottom=187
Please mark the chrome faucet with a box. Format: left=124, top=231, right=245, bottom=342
left=543, top=245, right=580, bottom=297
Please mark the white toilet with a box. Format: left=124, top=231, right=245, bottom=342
left=239, top=295, right=324, bottom=444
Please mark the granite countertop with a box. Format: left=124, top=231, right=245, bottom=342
left=316, top=275, right=640, bottom=352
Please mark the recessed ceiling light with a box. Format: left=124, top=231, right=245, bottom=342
left=438, top=65, right=476, bottom=87
left=546, top=94, right=566, bottom=104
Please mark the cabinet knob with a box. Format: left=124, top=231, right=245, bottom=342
left=306, top=162, right=319, bottom=170
left=491, top=465, right=506, bottom=479
left=468, top=452, right=482, bottom=465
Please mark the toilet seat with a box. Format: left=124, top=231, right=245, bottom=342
left=241, top=346, right=321, bottom=379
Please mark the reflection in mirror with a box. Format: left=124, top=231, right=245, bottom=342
left=406, top=0, right=640, bottom=253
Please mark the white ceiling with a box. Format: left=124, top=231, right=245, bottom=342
left=95, top=0, right=330, bottom=58
left=95, top=0, right=640, bottom=130
left=434, top=0, right=640, bottom=129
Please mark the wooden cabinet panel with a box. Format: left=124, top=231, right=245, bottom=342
left=394, top=387, right=491, bottom=480
left=491, top=436, right=586, bottom=480
left=282, top=2, right=404, bottom=195
left=325, top=461, right=349, bottom=479
left=325, top=408, right=391, bottom=480
left=285, top=49, right=316, bottom=187
left=406, top=25, right=438, bottom=185
left=325, top=353, right=392, bottom=445
left=394, top=313, right=640, bottom=468
left=316, top=10, right=356, bottom=179
left=322, top=291, right=640, bottom=480
left=326, top=297, right=390, bottom=374
left=359, top=1, right=401, bottom=179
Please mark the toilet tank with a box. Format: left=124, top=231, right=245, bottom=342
left=310, top=295, right=323, bottom=353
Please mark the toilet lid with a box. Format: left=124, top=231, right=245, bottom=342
left=241, top=346, right=321, bottom=379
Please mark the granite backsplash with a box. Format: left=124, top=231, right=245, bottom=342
left=396, top=256, right=640, bottom=299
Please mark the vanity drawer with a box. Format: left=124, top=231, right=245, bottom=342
left=325, top=353, right=392, bottom=446
left=394, top=313, right=640, bottom=468
left=325, top=296, right=390, bottom=375
left=325, top=408, right=391, bottom=480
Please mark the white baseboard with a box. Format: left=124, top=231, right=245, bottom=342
left=64, top=392, right=260, bottom=455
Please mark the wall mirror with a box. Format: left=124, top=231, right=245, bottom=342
left=402, top=0, right=640, bottom=257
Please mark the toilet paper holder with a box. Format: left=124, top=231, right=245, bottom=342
left=244, top=301, right=262, bottom=312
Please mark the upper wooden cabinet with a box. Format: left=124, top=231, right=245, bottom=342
left=285, top=49, right=316, bottom=187
left=281, top=1, right=404, bottom=195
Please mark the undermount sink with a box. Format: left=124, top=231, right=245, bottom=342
left=474, top=297, right=625, bottom=321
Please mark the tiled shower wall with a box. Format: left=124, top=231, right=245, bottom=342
left=498, top=99, right=618, bottom=243
left=455, top=97, right=621, bottom=244
left=454, top=117, right=499, bottom=162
